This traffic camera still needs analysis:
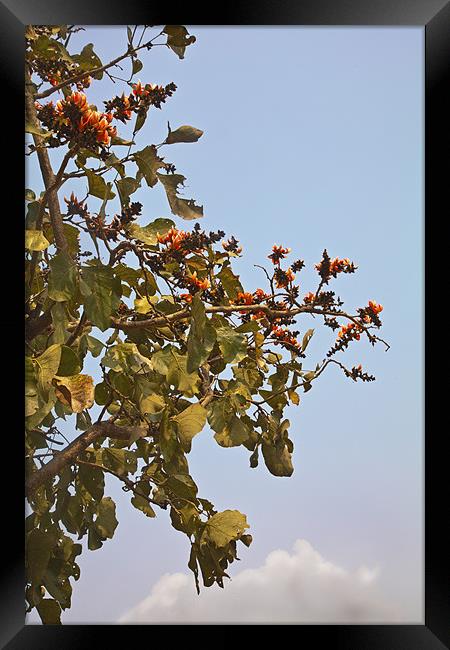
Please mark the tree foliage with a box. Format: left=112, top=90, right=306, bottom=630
left=25, top=25, right=388, bottom=624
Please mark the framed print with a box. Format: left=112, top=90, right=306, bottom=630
left=4, top=0, right=449, bottom=647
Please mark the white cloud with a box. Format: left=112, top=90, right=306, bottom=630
left=119, top=539, right=408, bottom=624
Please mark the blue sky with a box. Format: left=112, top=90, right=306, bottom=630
left=26, top=26, right=424, bottom=623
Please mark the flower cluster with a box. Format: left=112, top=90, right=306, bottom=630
left=235, top=292, right=255, bottom=306
left=155, top=226, right=226, bottom=264
left=274, top=267, right=295, bottom=289
left=103, top=81, right=177, bottom=123
left=315, top=249, right=357, bottom=284
left=268, top=244, right=291, bottom=265
left=157, top=227, right=189, bottom=252
left=186, top=272, right=210, bottom=292
left=337, top=322, right=363, bottom=342
left=222, top=237, right=243, bottom=255
left=271, top=324, right=301, bottom=352
left=358, top=300, right=384, bottom=327
left=343, top=364, right=376, bottom=383
left=107, top=202, right=143, bottom=236
left=26, top=27, right=92, bottom=92
left=291, top=258, right=305, bottom=273
left=65, top=193, right=142, bottom=242
left=229, top=288, right=271, bottom=317
left=36, top=91, right=117, bottom=152
left=64, top=192, right=88, bottom=218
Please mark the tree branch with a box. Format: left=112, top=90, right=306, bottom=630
left=34, top=33, right=163, bottom=101
left=25, top=70, right=69, bottom=253
left=25, top=420, right=139, bottom=498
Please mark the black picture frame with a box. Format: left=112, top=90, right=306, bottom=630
left=6, top=1, right=448, bottom=647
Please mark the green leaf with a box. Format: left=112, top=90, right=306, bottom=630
left=214, top=415, right=249, bottom=448
left=235, top=320, right=260, bottom=333
left=157, top=173, right=203, bottom=221
left=81, top=262, right=122, bottom=331
left=86, top=169, right=115, bottom=200
left=114, top=264, right=142, bottom=288
left=201, top=510, right=249, bottom=548
left=217, top=266, right=243, bottom=300
left=301, top=328, right=314, bottom=352
left=110, top=135, right=134, bottom=146
left=48, top=251, right=78, bottom=302
left=132, top=58, right=143, bottom=74
left=26, top=528, right=56, bottom=584
left=140, top=393, right=165, bottom=416
left=102, top=447, right=133, bottom=475
left=32, top=34, right=73, bottom=63
left=36, top=598, right=61, bottom=624
left=166, top=474, right=198, bottom=500
left=57, top=346, right=81, bottom=376
left=102, top=342, right=152, bottom=374
left=262, top=442, right=294, bottom=477
left=94, top=381, right=110, bottom=405
left=129, top=218, right=175, bottom=245
left=72, top=43, right=103, bottom=79
left=25, top=123, right=53, bottom=139
left=134, top=294, right=158, bottom=314
left=34, top=344, right=62, bottom=399
left=186, top=294, right=216, bottom=373
left=94, top=497, right=118, bottom=538
left=207, top=398, right=233, bottom=433
left=25, top=357, right=39, bottom=417
left=166, top=124, right=203, bottom=144
left=115, top=176, right=140, bottom=206
left=159, top=410, right=178, bottom=462
left=172, top=403, right=207, bottom=451
left=78, top=463, right=104, bottom=501
left=134, top=108, right=149, bottom=133
left=49, top=302, right=69, bottom=345
left=151, top=346, right=199, bottom=397
left=163, top=25, right=196, bottom=59
left=43, top=223, right=80, bottom=256
left=25, top=230, right=50, bottom=251
left=25, top=387, right=57, bottom=430
left=215, top=324, right=247, bottom=364
left=131, top=493, right=155, bottom=518
left=79, top=334, right=104, bottom=358
left=133, top=145, right=167, bottom=188
left=131, top=481, right=155, bottom=517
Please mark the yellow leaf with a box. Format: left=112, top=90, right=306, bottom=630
left=54, top=374, right=94, bottom=413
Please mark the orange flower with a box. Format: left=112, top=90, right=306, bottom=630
left=271, top=325, right=300, bottom=349
left=286, top=268, right=295, bottom=283
left=251, top=310, right=267, bottom=320
left=268, top=244, right=291, bottom=265
left=180, top=293, right=193, bottom=303
left=304, top=292, right=315, bottom=304
left=132, top=80, right=144, bottom=96
left=337, top=322, right=361, bottom=341
left=368, top=300, right=383, bottom=314
left=236, top=292, right=254, bottom=305
left=157, top=227, right=188, bottom=251
left=222, top=239, right=243, bottom=255
left=275, top=267, right=295, bottom=288
left=187, top=272, right=210, bottom=291
left=254, top=288, right=268, bottom=302
left=57, top=91, right=90, bottom=116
